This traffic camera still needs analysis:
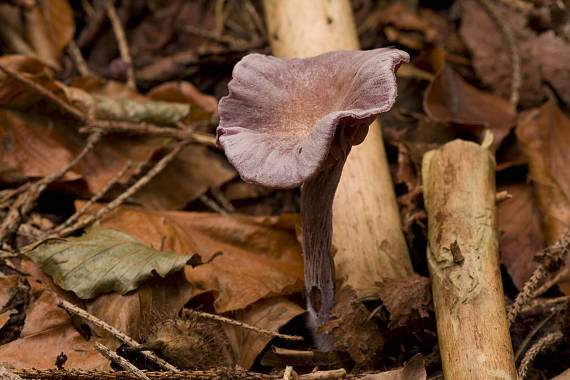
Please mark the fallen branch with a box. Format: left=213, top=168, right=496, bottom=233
left=422, top=139, right=516, bottom=379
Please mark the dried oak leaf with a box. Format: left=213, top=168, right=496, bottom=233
left=0, top=256, right=194, bottom=369
left=319, top=286, right=384, bottom=367
left=87, top=203, right=304, bottom=313
left=423, top=65, right=516, bottom=151
left=460, top=0, right=570, bottom=108
left=0, top=290, right=110, bottom=369
left=224, top=297, right=305, bottom=369
left=377, top=274, right=431, bottom=328
left=515, top=100, right=570, bottom=292
left=498, top=183, right=544, bottom=289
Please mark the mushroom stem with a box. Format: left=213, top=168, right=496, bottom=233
left=301, top=155, right=347, bottom=350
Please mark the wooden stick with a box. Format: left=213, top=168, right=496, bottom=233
left=422, top=140, right=516, bottom=379
left=262, top=0, right=412, bottom=301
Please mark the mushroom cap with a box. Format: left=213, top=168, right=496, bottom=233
left=217, top=48, right=409, bottom=188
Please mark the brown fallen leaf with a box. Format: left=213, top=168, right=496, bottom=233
left=460, top=0, right=570, bottom=108
left=23, top=0, right=74, bottom=69
left=497, top=183, right=544, bottom=289
left=423, top=65, right=516, bottom=151
left=376, top=274, right=432, bottom=329
left=132, top=144, right=236, bottom=210
left=360, top=354, right=426, bottom=380
left=84, top=203, right=304, bottom=313
left=0, top=255, right=194, bottom=369
left=224, top=297, right=305, bottom=369
left=0, top=291, right=110, bottom=369
left=319, top=286, right=384, bottom=368
left=515, top=99, right=570, bottom=292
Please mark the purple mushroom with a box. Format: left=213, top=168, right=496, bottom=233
left=217, top=48, right=409, bottom=349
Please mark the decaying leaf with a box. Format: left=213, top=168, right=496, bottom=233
left=376, top=274, right=432, bottom=328
left=498, top=183, right=543, bottom=289
left=132, top=144, right=236, bottom=210
left=515, top=99, right=570, bottom=292
left=360, top=354, right=426, bottom=380
left=224, top=297, right=305, bottom=369
left=26, top=224, right=201, bottom=299
left=0, top=291, right=110, bottom=369
left=319, top=287, right=384, bottom=367
left=423, top=65, right=516, bottom=151
left=86, top=203, right=304, bottom=313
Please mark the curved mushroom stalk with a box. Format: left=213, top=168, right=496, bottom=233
left=216, top=48, right=409, bottom=350
left=302, top=154, right=345, bottom=350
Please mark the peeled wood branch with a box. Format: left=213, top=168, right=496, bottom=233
left=422, top=140, right=516, bottom=380
left=262, top=0, right=412, bottom=303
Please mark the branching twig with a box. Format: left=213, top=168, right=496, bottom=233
left=0, top=64, right=85, bottom=121
left=517, top=331, right=564, bottom=379
left=50, top=161, right=133, bottom=235
left=57, top=298, right=179, bottom=372
left=104, top=0, right=136, bottom=90
left=81, top=120, right=217, bottom=147
left=94, top=342, right=150, bottom=380
left=183, top=309, right=304, bottom=342
left=56, top=140, right=189, bottom=237
left=478, top=0, right=521, bottom=107
left=67, top=40, right=91, bottom=77
left=514, top=312, right=557, bottom=362
left=507, top=232, right=570, bottom=327
left=0, top=133, right=101, bottom=243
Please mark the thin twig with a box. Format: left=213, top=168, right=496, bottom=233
left=81, top=120, right=217, bottom=147
left=210, top=187, right=236, bottom=213
left=182, top=24, right=248, bottom=50
left=507, top=232, right=570, bottom=327
left=51, top=161, right=133, bottom=235
left=514, top=312, right=557, bottom=362
left=199, top=194, right=227, bottom=214
left=56, top=140, right=189, bottom=237
left=57, top=299, right=179, bottom=372
left=183, top=309, right=304, bottom=342
left=517, top=331, right=563, bottom=379
left=104, top=0, right=136, bottom=90
left=94, top=342, right=150, bottom=380
left=67, top=40, right=90, bottom=77
left=215, top=0, right=225, bottom=35
left=0, top=64, right=85, bottom=121
left=531, top=267, right=570, bottom=298
left=0, top=133, right=101, bottom=243
left=478, top=0, right=521, bottom=107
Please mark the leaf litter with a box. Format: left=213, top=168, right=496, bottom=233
left=0, top=0, right=569, bottom=378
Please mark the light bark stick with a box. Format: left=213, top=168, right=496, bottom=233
left=262, top=0, right=412, bottom=300
left=422, top=139, right=516, bottom=380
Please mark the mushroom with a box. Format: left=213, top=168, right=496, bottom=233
left=217, top=48, right=409, bottom=349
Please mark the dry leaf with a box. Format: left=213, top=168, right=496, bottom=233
left=498, top=183, right=543, bottom=289
left=319, top=287, right=384, bottom=367
left=515, top=100, right=570, bottom=292
left=26, top=225, right=201, bottom=299
left=224, top=297, right=305, bottom=369
left=376, top=274, right=432, bottom=328
left=423, top=65, right=516, bottom=151
left=0, top=291, right=110, bottom=369
left=132, top=145, right=236, bottom=210
left=85, top=203, right=304, bottom=313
